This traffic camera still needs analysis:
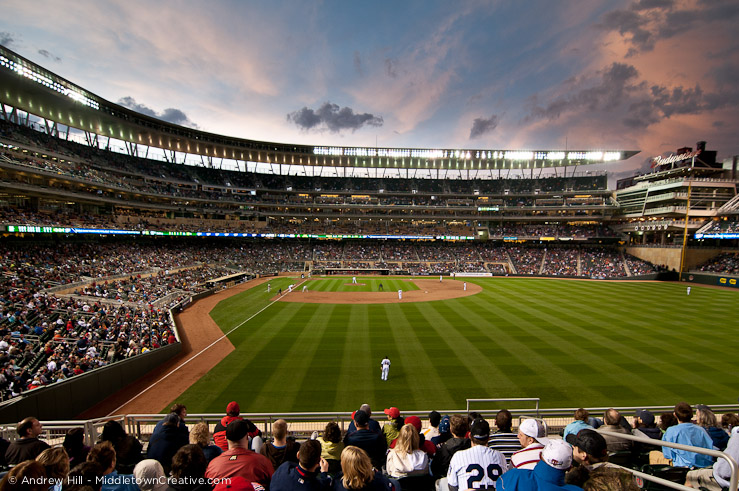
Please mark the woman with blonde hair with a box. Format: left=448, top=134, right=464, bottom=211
left=385, top=424, right=428, bottom=478
left=333, top=446, right=393, bottom=491
left=36, top=447, right=70, bottom=491
left=189, top=422, right=222, bottom=462
left=696, top=405, right=729, bottom=450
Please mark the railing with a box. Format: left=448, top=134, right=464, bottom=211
left=466, top=398, right=541, bottom=419
left=599, top=429, right=738, bottom=491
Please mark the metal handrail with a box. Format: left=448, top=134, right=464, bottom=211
left=466, top=398, right=541, bottom=419
left=598, top=429, right=738, bottom=491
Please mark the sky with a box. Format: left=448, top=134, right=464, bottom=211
left=1, top=0, right=738, bottom=182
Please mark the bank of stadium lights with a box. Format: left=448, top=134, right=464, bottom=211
left=0, top=55, right=99, bottom=110
left=314, top=146, right=624, bottom=162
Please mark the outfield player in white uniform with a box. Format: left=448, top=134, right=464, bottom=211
left=381, top=356, right=391, bottom=381
left=687, top=286, right=691, bottom=295
left=448, top=418, right=506, bottom=491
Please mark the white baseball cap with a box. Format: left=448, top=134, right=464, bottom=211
left=542, top=439, right=573, bottom=470
left=518, top=419, right=550, bottom=445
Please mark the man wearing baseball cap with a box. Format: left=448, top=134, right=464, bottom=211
left=447, top=418, right=507, bottom=491
left=343, top=409, right=387, bottom=470
left=509, top=419, right=549, bottom=470
left=564, top=429, right=638, bottom=490
left=499, top=439, right=581, bottom=491
left=213, top=402, right=263, bottom=452
left=206, top=419, right=274, bottom=488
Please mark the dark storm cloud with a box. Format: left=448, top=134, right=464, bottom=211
left=287, top=102, right=383, bottom=133
left=599, top=0, right=739, bottom=55
left=469, top=115, right=499, bottom=139
left=117, top=96, right=199, bottom=128
left=37, top=49, right=61, bottom=62
left=0, top=32, right=16, bottom=47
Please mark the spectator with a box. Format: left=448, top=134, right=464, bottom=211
left=36, top=447, right=71, bottom=491
left=212, top=402, right=262, bottom=453
left=343, top=410, right=386, bottom=471
left=347, top=405, right=382, bottom=435
left=658, top=412, right=678, bottom=435
left=146, top=413, right=190, bottom=474
left=695, top=405, right=728, bottom=451
left=317, top=421, right=344, bottom=464
left=133, top=460, right=169, bottom=491
left=447, top=419, right=506, bottom=491
left=565, top=429, right=638, bottom=490
left=499, top=439, right=580, bottom=491
left=662, top=402, right=713, bottom=468
left=168, top=444, right=210, bottom=491
left=632, top=409, right=661, bottom=440
left=64, top=428, right=91, bottom=468
left=153, top=404, right=189, bottom=437
left=66, top=461, right=105, bottom=491
left=562, top=409, right=594, bottom=441
left=260, top=419, right=300, bottom=470
left=381, top=408, right=403, bottom=447
left=386, top=424, right=429, bottom=478
left=596, top=409, right=632, bottom=453
left=87, top=441, right=138, bottom=491
left=205, top=419, right=274, bottom=488
left=5, top=416, right=51, bottom=465
left=510, top=419, right=549, bottom=470
left=332, top=446, right=394, bottom=491
left=430, top=414, right=470, bottom=479
left=488, top=410, right=522, bottom=466
left=685, top=431, right=739, bottom=490
left=99, top=420, right=143, bottom=475
left=392, top=416, right=435, bottom=457
left=189, top=422, right=222, bottom=463
left=422, top=411, right=441, bottom=440
left=721, top=413, right=739, bottom=435
left=431, top=415, right=451, bottom=447
left=270, top=439, right=331, bottom=491
left=0, top=460, right=48, bottom=491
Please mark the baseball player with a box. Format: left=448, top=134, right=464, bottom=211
left=464, top=281, right=467, bottom=291
left=447, top=418, right=506, bottom=491
left=398, top=289, right=402, bottom=300
left=302, top=285, right=307, bottom=292
left=381, top=356, right=391, bottom=381
left=687, top=286, right=691, bottom=295
left=352, top=276, right=357, bottom=284
left=267, top=283, right=271, bottom=293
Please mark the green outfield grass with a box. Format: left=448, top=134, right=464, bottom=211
left=304, top=277, right=419, bottom=293
left=173, top=277, right=739, bottom=413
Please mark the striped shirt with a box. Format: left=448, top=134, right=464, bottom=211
left=488, top=432, right=521, bottom=466
left=448, top=444, right=507, bottom=490
left=509, top=442, right=544, bottom=470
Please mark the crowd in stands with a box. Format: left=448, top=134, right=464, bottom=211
left=700, top=221, right=739, bottom=234
left=4, top=400, right=737, bottom=491
left=698, top=253, right=739, bottom=275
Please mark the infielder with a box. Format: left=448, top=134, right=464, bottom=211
left=381, top=356, right=391, bottom=381
left=464, top=282, right=467, bottom=291
left=352, top=276, right=357, bottom=284
left=398, top=289, right=402, bottom=300
left=267, top=283, right=271, bottom=293
left=302, top=285, right=307, bottom=292
left=288, top=284, right=293, bottom=292
left=447, top=418, right=506, bottom=491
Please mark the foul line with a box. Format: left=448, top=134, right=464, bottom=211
left=106, top=280, right=306, bottom=416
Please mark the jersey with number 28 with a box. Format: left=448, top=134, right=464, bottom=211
left=447, top=445, right=507, bottom=490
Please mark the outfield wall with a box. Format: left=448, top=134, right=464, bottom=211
left=626, top=246, right=728, bottom=271
left=0, top=343, right=181, bottom=424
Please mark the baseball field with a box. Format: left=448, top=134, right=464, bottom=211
left=172, top=276, right=738, bottom=413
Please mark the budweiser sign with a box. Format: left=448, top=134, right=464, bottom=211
left=652, top=149, right=701, bottom=167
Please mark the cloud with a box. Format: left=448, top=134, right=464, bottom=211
left=384, top=58, right=399, bottom=78
left=117, top=96, right=199, bottom=128
left=37, top=49, right=61, bottom=62
left=0, top=32, right=16, bottom=47
left=353, top=51, right=363, bottom=75
left=287, top=102, right=383, bottom=133
left=469, top=115, right=499, bottom=139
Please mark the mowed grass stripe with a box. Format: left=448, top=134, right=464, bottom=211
left=173, top=278, right=739, bottom=412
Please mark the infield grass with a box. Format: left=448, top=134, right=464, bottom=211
left=174, top=277, right=739, bottom=413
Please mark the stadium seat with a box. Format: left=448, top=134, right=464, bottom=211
left=396, top=474, right=436, bottom=491
left=638, top=464, right=690, bottom=490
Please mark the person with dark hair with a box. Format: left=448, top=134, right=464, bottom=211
left=66, top=461, right=105, bottom=491
left=168, top=445, right=210, bottom=491
left=64, top=428, right=91, bottom=468
left=565, top=429, right=638, bottom=490
left=658, top=412, right=678, bottom=434
left=343, top=410, right=386, bottom=471
left=596, top=408, right=632, bottom=453
left=695, top=405, right=728, bottom=451
left=147, top=413, right=190, bottom=474
left=346, top=405, right=381, bottom=435
left=260, top=419, right=300, bottom=470
left=662, top=401, right=713, bottom=468
left=99, top=420, right=142, bottom=475
left=5, top=416, right=50, bottom=465
left=422, top=411, right=441, bottom=440
left=317, top=422, right=344, bottom=462
left=430, top=414, right=470, bottom=479
left=0, top=460, right=48, bottom=491
left=152, top=404, right=188, bottom=437
left=87, top=441, right=138, bottom=491
left=488, top=409, right=522, bottom=466
left=447, top=419, right=506, bottom=491
left=721, top=413, right=739, bottom=434
left=205, top=420, right=274, bottom=488
left=562, top=409, right=594, bottom=441
left=271, top=440, right=331, bottom=491
left=189, top=422, right=222, bottom=463
left=212, top=401, right=262, bottom=453
left=37, top=447, right=71, bottom=491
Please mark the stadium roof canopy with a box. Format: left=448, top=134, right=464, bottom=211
left=0, top=45, right=639, bottom=171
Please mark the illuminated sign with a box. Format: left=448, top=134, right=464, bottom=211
left=652, top=150, right=700, bottom=167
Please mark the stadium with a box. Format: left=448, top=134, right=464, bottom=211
left=0, top=42, right=738, bottom=488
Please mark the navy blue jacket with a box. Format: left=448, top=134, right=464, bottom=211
left=271, top=462, right=332, bottom=491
